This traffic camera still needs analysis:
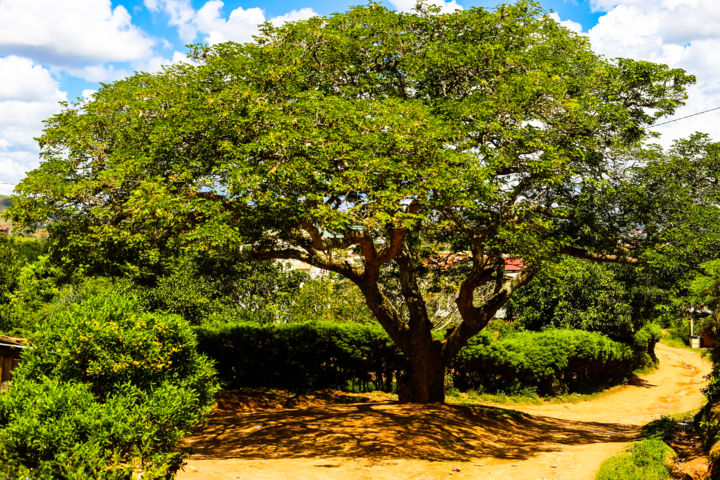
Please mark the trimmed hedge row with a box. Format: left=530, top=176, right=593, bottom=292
left=194, top=321, right=402, bottom=391
left=195, top=321, right=649, bottom=395
left=453, top=329, right=635, bottom=395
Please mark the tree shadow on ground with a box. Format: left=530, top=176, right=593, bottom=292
left=627, top=376, right=655, bottom=388
left=182, top=400, right=640, bottom=462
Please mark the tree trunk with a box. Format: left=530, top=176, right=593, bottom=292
left=398, top=343, right=445, bottom=403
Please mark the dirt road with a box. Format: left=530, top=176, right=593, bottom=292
left=177, top=343, right=710, bottom=480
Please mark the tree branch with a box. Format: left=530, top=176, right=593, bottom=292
left=250, top=246, right=363, bottom=282
left=356, top=278, right=410, bottom=351
left=442, top=267, right=535, bottom=362
left=396, top=246, right=432, bottom=332
left=560, top=246, right=641, bottom=265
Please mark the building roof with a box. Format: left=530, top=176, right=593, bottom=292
left=0, top=335, right=27, bottom=349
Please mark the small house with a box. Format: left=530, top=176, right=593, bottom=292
left=0, top=335, right=26, bottom=391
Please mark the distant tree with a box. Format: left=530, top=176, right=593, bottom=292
left=9, top=2, right=700, bottom=402
left=506, top=258, right=635, bottom=340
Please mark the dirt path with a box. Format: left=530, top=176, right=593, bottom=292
left=177, top=343, right=710, bottom=480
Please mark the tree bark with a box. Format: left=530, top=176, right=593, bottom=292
left=398, top=341, right=446, bottom=403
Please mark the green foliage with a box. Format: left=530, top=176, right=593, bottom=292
left=660, top=327, right=690, bottom=349
left=198, top=322, right=638, bottom=396
left=286, top=276, right=375, bottom=325
left=690, top=260, right=720, bottom=341
left=632, top=323, right=662, bottom=363
left=0, top=239, right=52, bottom=334
left=0, top=237, right=44, bottom=302
left=8, top=0, right=696, bottom=307
left=506, top=258, right=635, bottom=340
left=595, top=438, right=674, bottom=480
left=453, top=329, right=637, bottom=395
left=195, top=321, right=402, bottom=392
left=0, top=290, right=217, bottom=479
left=642, top=416, right=681, bottom=442
left=507, top=257, right=674, bottom=347
left=6, top=1, right=705, bottom=402
left=139, top=254, right=372, bottom=326
left=141, top=254, right=307, bottom=325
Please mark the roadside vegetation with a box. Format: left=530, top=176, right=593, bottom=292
left=596, top=439, right=676, bottom=480
left=595, top=413, right=697, bottom=480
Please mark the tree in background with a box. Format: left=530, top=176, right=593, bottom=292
left=8, top=2, right=700, bottom=402
left=0, top=238, right=48, bottom=333
left=506, top=258, right=635, bottom=340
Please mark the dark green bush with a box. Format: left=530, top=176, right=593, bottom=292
left=452, top=329, right=636, bottom=395
left=631, top=322, right=662, bottom=366
left=195, top=321, right=402, bottom=391
left=0, top=291, right=217, bottom=479
left=197, top=322, right=639, bottom=396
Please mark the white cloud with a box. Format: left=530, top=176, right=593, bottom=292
left=149, top=0, right=319, bottom=45
left=138, top=51, right=191, bottom=74
left=0, top=151, right=38, bottom=190
left=548, top=12, right=583, bottom=34
left=64, top=64, right=131, bottom=83
left=387, top=0, right=462, bottom=14
left=590, top=0, right=619, bottom=12
left=587, top=0, right=720, bottom=146
left=268, top=8, right=317, bottom=27
left=0, top=56, right=59, bottom=101
left=0, top=0, right=155, bottom=65
left=0, top=57, right=66, bottom=188
left=145, top=0, right=197, bottom=42
left=195, top=1, right=266, bottom=44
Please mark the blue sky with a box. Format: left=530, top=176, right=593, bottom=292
left=1, top=0, right=719, bottom=194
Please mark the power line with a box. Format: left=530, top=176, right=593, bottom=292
left=654, top=105, right=720, bottom=127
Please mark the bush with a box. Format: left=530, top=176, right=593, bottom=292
left=595, top=438, right=675, bottom=480
left=631, top=323, right=662, bottom=365
left=452, top=329, right=636, bottom=395
left=0, top=291, right=217, bottom=479
left=195, top=321, right=402, bottom=391
left=197, top=322, right=639, bottom=396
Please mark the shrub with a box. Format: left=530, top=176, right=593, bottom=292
left=631, top=323, right=662, bottom=366
left=197, top=322, right=638, bottom=396
left=452, top=329, right=636, bottom=395
left=595, top=438, right=675, bottom=480
left=195, top=321, right=402, bottom=391
left=0, top=291, right=217, bottom=479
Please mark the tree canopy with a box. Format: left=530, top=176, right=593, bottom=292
left=9, top=1, right=699, bottom=402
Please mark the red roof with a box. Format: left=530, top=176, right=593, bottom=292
left=504, top=257, right=525, bottom=271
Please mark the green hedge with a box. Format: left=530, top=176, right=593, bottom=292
left=196, top=322, right=644, bottom=395
left=452, top=329, right=636, bottom=395
left=194, top=321, right=402, bottom=392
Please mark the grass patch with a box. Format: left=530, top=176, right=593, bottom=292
left=595, top=412, right=697, bottom=480
left=595, top=438, right=675, bottom=480
left=445, top=388, right=542, bottom=405
left=660, top=328, right=690, bottom=350
left=641, top=410, right=697, bottom=440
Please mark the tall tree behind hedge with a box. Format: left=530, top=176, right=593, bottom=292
left=505, top=258, right=680, bottom=344
left=8, top=2, right=700, bottom=402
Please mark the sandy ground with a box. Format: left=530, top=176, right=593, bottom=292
left=177, top=342, right=711, bottom=480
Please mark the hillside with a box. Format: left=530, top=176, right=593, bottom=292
left=0, top=195, right=9, bottom=212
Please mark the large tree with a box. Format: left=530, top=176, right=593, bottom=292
left=9, top=1, right=697, bottom=402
